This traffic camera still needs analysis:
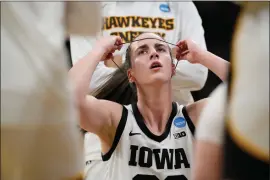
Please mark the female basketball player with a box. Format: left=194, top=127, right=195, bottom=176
left=69, top=32, right=229, bottom=180
left=71, top=3, right=208, bottom=179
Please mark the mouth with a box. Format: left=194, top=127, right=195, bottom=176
left=150, top=61, right=162, bottom=69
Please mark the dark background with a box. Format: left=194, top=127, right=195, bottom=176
left=192, top=1, right=241, bottom=100
left=65, top=1, right=242, bottom=101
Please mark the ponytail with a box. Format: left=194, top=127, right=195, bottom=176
left=92, top=65, right=137, bottom=105
left=80, top=46, right=136, bottom=134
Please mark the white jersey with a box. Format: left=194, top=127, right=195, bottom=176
left=101, top=102, right=195, bottom=180
left=74, top=3, right=206, bottom=179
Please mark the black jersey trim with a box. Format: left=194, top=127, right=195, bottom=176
left=182, top=106, right=195, bottom=136
left=131, top=102, right=177, bottom=142
left=102, top=106, right=128, bottom=161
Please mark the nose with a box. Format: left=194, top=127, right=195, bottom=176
left=149, top=48, right=159, bottom=60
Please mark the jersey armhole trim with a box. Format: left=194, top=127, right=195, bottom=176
left=102, top=106, right=128, bottom=161
left=182, top=106, right=195, bottom=136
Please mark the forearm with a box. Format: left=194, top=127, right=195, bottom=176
left=196, top=51, right=230, bottom=81
left=192, top=142, right=223, bottom=180
left=69, top=48, right=103, bottom=102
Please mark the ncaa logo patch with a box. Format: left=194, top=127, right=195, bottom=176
left=159, top=4, right=170, bottom=12
left=174, top=117, right=186, bottom=128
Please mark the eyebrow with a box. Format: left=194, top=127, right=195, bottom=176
left=135, top=43, right=167, bottom=53
left=155, top=43, right=167, bottom=49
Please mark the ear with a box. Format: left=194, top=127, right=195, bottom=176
left=127, top=69, right=135, bottom=83
left=171, top=63, right=176, bottom=76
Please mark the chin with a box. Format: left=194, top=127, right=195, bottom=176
left=148, top=74, right=171, bottom=84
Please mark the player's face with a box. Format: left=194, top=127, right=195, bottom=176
left=128, top=33, right=174, bottom=86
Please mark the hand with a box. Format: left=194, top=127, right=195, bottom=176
left=94, top=36, right=123, bottom=61
left=175, top=39, right=204, bottom=64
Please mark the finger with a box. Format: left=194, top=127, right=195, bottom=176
left=111, top=48, right=116, bottom=54
left=115, top=36, right=122, bottom=43
left=177, top=40, right=188, bottom=52
left=175, top=47, right=182, bottom=60
left=109, top=44, right=118, bottom=52
left=177, top=51, right=190, bottom=60
left=115, top=38, right=123, bottom=50
left=176, top=51, right=181, bottom=60
left=176, top=54, right=180, bottom=60
left=176, top=51, right=180, bottom=60
left=108, top=53, right=113, bottom=59
left=117, top=44, right=123, bottom=50
left=181, top=50, right=190, bottom=56
left=105, top=53, right=113, bottom=60
left=113, top=45, right=121, bottom=51
left=176, top=39, right=185, bottom=47
left=114, top=43, right=122, bottom=51
left=176, top=42, right=189, bottom=59
left=177, top=55, right=185, bottom=61
left=114, top=36, right=123, bottom=45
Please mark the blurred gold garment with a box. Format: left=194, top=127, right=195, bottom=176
left=1, top=2, right=101, bottom=180
left=223, top=2, right=269, bottom=179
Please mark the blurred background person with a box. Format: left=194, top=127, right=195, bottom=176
left=192, top=2, right=269, bottom=180
left=1, top=2, right=102, bottom=179
left=223, top=2, right=269, bottom=179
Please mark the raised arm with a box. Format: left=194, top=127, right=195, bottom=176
left=195, top=50, right=229, bottom=81
left=70, top=35, right=117, bottom=91
left=69, top=36, right=123, bottom=152
left=176, top=39, right=230, bottom=125
left=176, top=39, right=230, bottom=82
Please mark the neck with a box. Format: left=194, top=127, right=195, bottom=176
left=137, top=82, right=173, bottom=135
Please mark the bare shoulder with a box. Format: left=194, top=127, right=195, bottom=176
left=81, top=95, right=124, bottom=135
left=98, top=98, right=124, bottom=125
left=193, top=141, right=223, bottom=180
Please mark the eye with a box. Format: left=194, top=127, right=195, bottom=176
left=157, top=47, right=166, bottom=52
left=138, top=50, right=148, bottom=55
